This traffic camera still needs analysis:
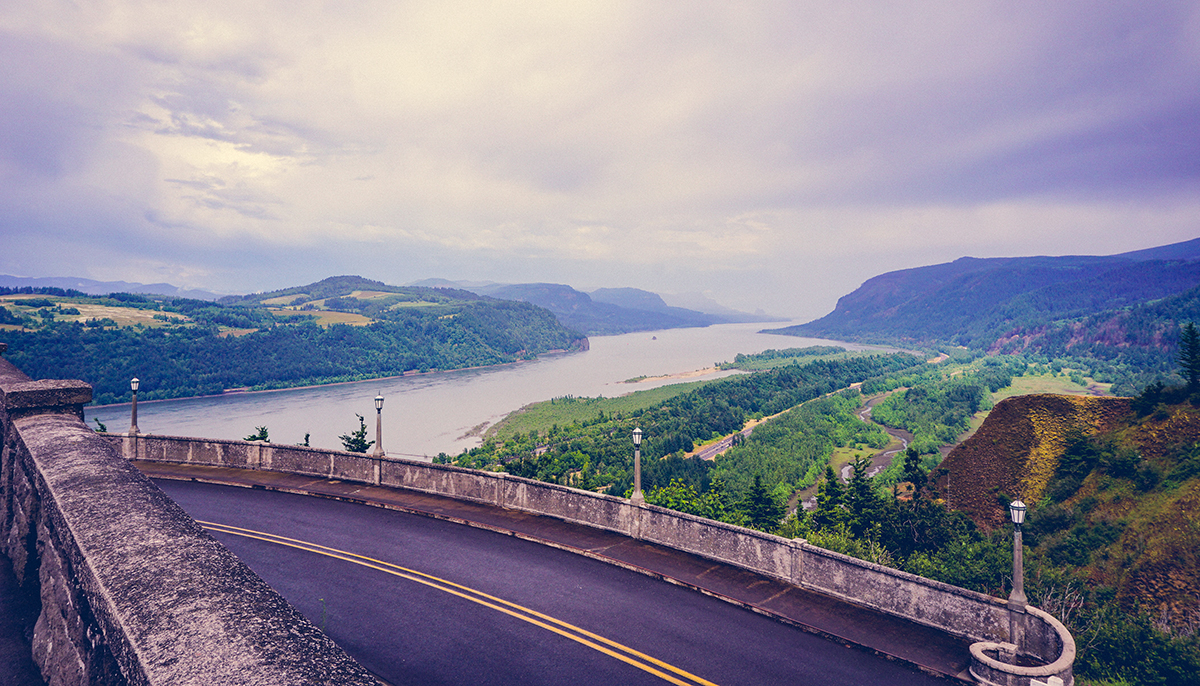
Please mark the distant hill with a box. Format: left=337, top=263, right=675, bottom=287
left=660, top=291, right=775, bottom=320
left=594, top=287, right=779, bottom=324
left=220, top=275, right=483, bottom=307
left=0, top=274, right=224, bottom=301
left=767, top=237, right=1200, bottom=392
left=934, top=393, right=1199, bottom=623
left=1, top=275, right=585, bottom=404
left=472, top=282, right=707, bottom=335
left=411, top=279, right=779, bottom=335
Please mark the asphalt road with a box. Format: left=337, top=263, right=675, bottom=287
left=157, top=479, right=948, bottom=686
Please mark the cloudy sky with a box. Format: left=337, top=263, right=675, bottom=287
left=2, top=2, right=1198, bottom=320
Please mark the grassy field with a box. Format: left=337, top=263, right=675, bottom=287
left=217, top=327, right=258, bottom=338
left=261, top=294, right=309, bottom=306
left=486, top=380, right=713, bottom=440
left=992, top=372, right=1111, bottom=401
left=0, top=296, right=188, bottom=329
left=266, top=308, right=372, bottom=326
left=828, top=443, right=879, bottom=474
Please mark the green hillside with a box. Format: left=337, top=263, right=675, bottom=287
left=0, top=278, right=585, bottom=404
left=928, top=392, right=1200, bottom=685
left=769, top=238, right=1200, bottom=394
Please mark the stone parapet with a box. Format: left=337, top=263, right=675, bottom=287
left=1, top=379, right=93, bottom=419
left=0, top=357, right=378, bottom=686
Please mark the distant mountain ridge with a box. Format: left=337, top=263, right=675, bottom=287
left=1, top=275, right=585, bottom=404
left=0, top=274, right=224, bottom=301
left=4, top=272, right=778, bottom=337
left=410, top=279, right=781, bottom=335
left=767, top=237, right=1200, bottom=392
left=772, top=237, right=1200, bottom=344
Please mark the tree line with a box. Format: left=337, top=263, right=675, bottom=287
left=446, top=353, right=927, bottom=500
left=0, top=292, right=582, bottom=404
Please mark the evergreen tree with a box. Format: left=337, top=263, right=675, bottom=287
left=339, top=414, right=375, bottom=453
left=245, top=426, right=269, bottom=442
left=903, top=447, right=925, bottom=492
left=812, top=465, right=845, bottom=530
left=846, top=455, right=882, bottom=539
left=1178, top=322, right=1200, bottom=391
left=739, top=475, right=784, bottom=532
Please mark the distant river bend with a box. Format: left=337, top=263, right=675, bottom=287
left=88, top=323, right=881, bottom=460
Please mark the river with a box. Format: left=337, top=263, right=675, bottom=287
left=86, top=323, right=881, bottom=459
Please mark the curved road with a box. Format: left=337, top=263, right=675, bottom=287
left=156, top=480, right=946, bottom=686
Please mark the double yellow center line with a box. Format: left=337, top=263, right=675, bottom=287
left=200, top=521, right=719, bottom=686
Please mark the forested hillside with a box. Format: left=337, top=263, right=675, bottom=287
left=769, top=238, right=1200, bottom=394
left=0, top=277, right=584, bottom=404
left=463, top=336, right=1197, bottom=683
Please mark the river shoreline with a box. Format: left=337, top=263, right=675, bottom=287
left=84, top=322, right=843, bottom=457
left=88, top=349, right=581, bottom=409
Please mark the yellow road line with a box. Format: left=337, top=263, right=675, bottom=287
left=200, top=520, right=719, bottom=686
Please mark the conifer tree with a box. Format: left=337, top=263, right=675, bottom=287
left=903, top=447, right=925, bottom=493
left=1179, top=322, right=1200, bottom=391
left=739, top=475, right=784, bottom=532
left=846, top=455, right=881, bottom=539
left=812, top=465, right=845, bottom=530
left=339, top=414, right=375, bottom=453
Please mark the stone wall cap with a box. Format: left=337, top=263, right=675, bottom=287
left=2, top=378, right=94, bottom=409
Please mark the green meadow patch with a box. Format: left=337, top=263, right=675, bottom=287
left=487, top=380, right=713, bottom=440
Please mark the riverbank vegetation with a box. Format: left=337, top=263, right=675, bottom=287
left=0, top=283, right=583, bottom=404
left=486, top=382, right=711, bottom=441
left=444, top=353, right=927, bottom=498
left=716, top=345, right=859, bottom=370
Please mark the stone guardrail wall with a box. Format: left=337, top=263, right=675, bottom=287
left=0, top=353, right=379, bottom=685
left=122, top=431, right=1075, bottom=686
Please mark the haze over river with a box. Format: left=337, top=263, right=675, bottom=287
left=88, top=323, right=882, bottom=459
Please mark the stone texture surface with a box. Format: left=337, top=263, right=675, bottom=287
left=0, top=358, right=379, bottom=686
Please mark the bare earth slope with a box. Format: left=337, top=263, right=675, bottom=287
left=936, top=394, right=1132, bottom=527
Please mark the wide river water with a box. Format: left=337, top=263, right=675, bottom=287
left=87, top=322, right=880, bottom=459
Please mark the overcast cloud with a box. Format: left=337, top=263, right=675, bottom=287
left=2, top=1, right=1198, bottom=319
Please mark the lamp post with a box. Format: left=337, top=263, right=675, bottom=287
left=373, top=395, right=385, bottom=457
left=1008, top=499, right=1028, bottom=611
left=631, top=427, right=644, bottom=505
left=129, top=378, right=140, bottom=435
